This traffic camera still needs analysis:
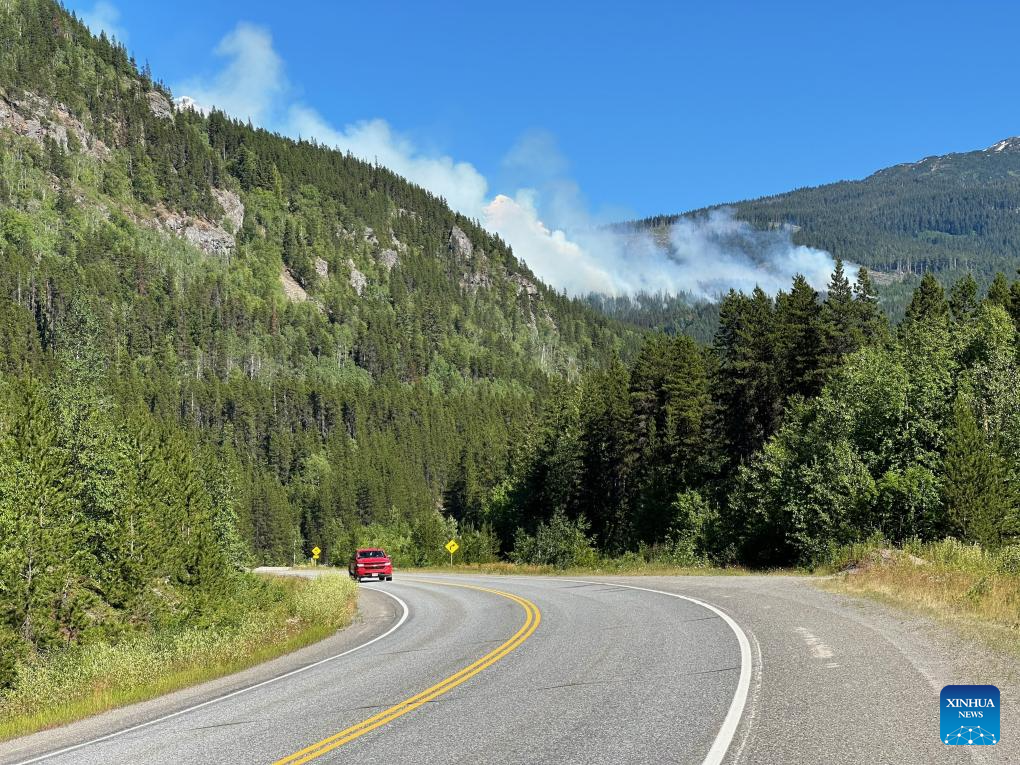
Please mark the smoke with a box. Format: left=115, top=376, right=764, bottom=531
left=660, top=209, right=840, bottom=299
left=287, top=108, right=491, bottom=219
left=176, top=23, right=841, bottom=301
left=176, top=23, right=285, bottom=125
left=78, top=1, right=127, bottom=43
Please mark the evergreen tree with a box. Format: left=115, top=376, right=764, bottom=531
left=822, top=258, right=859, bottom=364
left=0, top=382, right=89, bottom=652
left=714, top=287, right=780, bottom=464
left=775, top=274, right=825, bottom=399
left=986, top=272, right=1011, bottom=310
left=949, top=274, right=979, bottom=322
left=904, top=273, right=949, bottom=325
left=943, top=396, right=1013, bottom=547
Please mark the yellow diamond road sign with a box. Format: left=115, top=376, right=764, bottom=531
left=445, top=539, right=459, bottom=555
left=312, top=546, right=321, bottom=559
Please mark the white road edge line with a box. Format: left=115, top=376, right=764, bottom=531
left=12, top=587, right=409, bottom=765
left=554, top=578, right=752, bottom=765
left=406, top=574, right=752, bottom=765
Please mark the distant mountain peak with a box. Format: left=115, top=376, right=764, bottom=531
left=987, top=137, right=1020, bottom=153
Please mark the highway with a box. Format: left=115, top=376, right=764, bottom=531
left=1, top=572, right=1016, bottom=764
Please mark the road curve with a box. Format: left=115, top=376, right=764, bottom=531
left=2, top=572, right=1016, bottom=764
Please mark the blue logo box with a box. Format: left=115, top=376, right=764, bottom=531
left=941, top=685, right=999, bottom=745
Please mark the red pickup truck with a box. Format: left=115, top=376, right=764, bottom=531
left=348, top=548, right=393, bottom=582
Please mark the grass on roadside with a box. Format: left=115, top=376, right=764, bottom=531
left=820, top=538, right=1020, bottom=655
left=398, top=559, right=790, bottom=577
left=0, top=573, right=357, bottom=742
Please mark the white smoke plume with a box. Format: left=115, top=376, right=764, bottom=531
left=78, top=1, right=127, bottom=43
left=176, top=23, right=841, bottom=300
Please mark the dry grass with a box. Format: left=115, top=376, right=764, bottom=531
left=0, top=573, right=357, bottom=741
left=399, top=560, right=783, bottom=577
left=821, top=540, right=1020, bottom=656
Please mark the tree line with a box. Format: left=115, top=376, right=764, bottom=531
left=3, top=0, right=1020, bottom=693
left=487, top=265, right=1020, bottom=567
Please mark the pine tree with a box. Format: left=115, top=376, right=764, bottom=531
left=714, top=287, right=781, bottom=463
left=986, top=272, right=1011, bottom=310
left=852, top=266, right=886, bottom=342
left=904, top=273, right=949, bottom=325
left=949, top=274, right=978, bottom=322
left=943, top=396, right=1013, bottom=547
left=822, top=258, right=858, bottom=365
left=775, top=274, right=825, bottom=399
left=1, top=383, right=89, bottom=651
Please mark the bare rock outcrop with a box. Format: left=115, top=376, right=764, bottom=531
left=377, top=249, right=399, bottom=272
left=511, top=273, right=540, bottom=298
left=314, top=257, right=329, bottom=280
left=460, top=272, right=492, bottom=292
left=280, top=268, right=308, bottom=302
left=150, top=205, right=234, bottom=258
left=449, top=226, right=473, bottom=260
left=348, top=259, right=367, bottom=296
left=0, top=91, right=108, bottom=159
left=146, top=91, right=173, bottom=120
left=212, top=188, right=245, bottom=232
left=145, top=188, right=241, bottom=258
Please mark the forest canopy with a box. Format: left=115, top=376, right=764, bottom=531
left=2, top=0, right=1020, bottom=690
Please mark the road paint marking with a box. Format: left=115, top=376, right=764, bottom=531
left=795, top=626, right=834, bottom=659
left=554, top=578, right=752, bottom=765
left=11, top=587, right=410, bottom=765
left=410, top=574, right=752, bottom=765
left=728, top=629, right=763, bottom=765
left=272, top=581, right=541, bottom=765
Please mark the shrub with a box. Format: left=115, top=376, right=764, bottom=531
left=511, top=511, right=597, bottom=569
left=925, top=538, right=991, bottom=572
left=0, top=626, right=26, bottom=692
left=660, top=490, right=716, bottom=566
left=0, top=573, right=356, bottom=730
left=292, top=575, right=357, bottom=625
left=996, top=544, right=1020, bottom=576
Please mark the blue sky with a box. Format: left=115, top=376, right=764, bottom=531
left=65, top=0, right=1020, bottom=295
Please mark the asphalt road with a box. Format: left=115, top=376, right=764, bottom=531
left=2, top=572, right=1016, bottom=764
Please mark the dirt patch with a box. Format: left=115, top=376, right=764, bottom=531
left=842, top=548, right=927, bottom=574
left=280, top=269, right=308, bottom=302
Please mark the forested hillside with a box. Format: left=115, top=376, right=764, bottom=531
left=583, top=292, right=720, bottom=345
left=626, top=137, right=1020, bottom=317
left=0, top=0, right=634, bottom=677
left=4, top=0, right=1020, bottom=701
left=508, top=265, right=1020, bottom=568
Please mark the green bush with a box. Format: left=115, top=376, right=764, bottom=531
left=292, top=575, right=357, bottom=625
left=656, top=490, right=717, bottom=566
left=925, top=538, right=992, bottom=572
left=996, top=544, right=1020, bottom=576
left=821, top=531, right=888, bottom=572
left=511, top=511, right=598, bottom=569
left=0, top=626, right=26, bottom=692
left=0, top=573, right=356, bottom=728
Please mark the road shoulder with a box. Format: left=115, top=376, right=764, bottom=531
left=0, top=587, right=401, bottom=765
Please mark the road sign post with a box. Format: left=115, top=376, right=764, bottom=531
left=445, top=539, right=459, bottom=566
left=312, top=546, right=321, bottom=566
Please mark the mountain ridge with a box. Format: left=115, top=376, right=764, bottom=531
left=625, top=134, right=1020, bottom=299
left=0, top=0, right=637, bottom=574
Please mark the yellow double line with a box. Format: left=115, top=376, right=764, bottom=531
left=272, top=581, right=541, bottom=765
